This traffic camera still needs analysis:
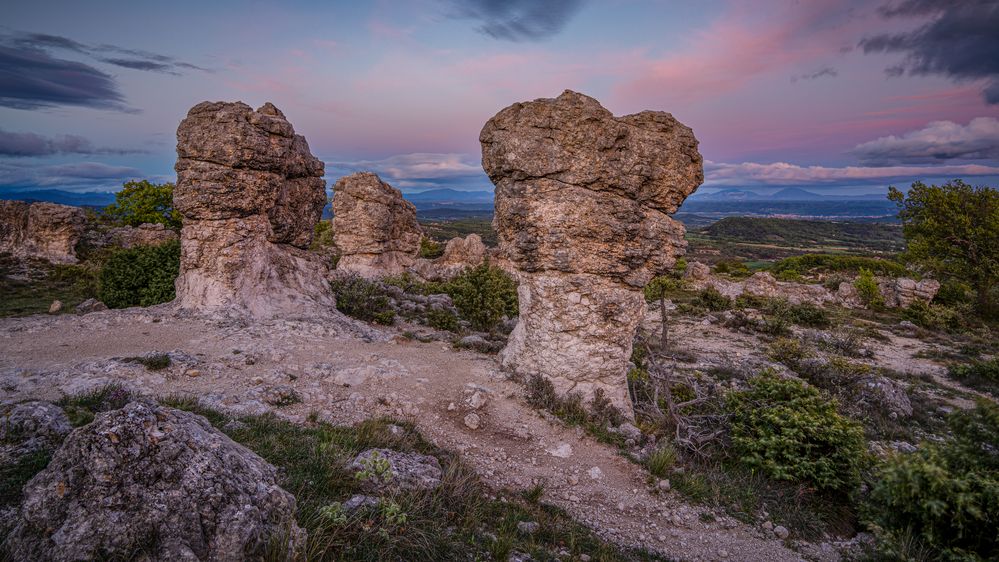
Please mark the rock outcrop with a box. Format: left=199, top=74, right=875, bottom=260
left=107, top=223, right=179, bottom=249
left=881, top=278, right=941, bottom=308
left=0, top=201, right=85, bottom=263
left=5, top=401, right=304, bottom=561
left=411, top=233, right=487, bottom=280
left=481, top=90, right=703, bottom=414
left=0, top=401, right=71, bottom=467
left=173, top=101, right=334, bottom=318
left=332, top=172, right=422, bottom=278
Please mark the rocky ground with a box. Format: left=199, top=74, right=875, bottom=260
left=2, top=298, right=981, bottom=561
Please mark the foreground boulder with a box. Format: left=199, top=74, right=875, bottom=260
left=0, top=201, right=85, bottom=263
left=6, top=401, right=304, bottom=561
left=411, top=233, right=488, bottom=281
left=173, top=101, right=334, bottom=318
left=0, top=401, right=71, bottom=466
left=332, top=172, right=422, bottom=278
left=481, top=90, right=703, bottom=414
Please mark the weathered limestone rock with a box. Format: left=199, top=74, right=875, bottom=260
left=348, top=448, right=442, bottom=493
left=411, top=233, right=487, bottom=280
left=0, top=201, right=85, bottom=263
left=481, top=90, right=703, bottom=414
left=332, top=172, right=422, bottom=278
left=742, top=272, right=779, bottom=299
left=684, top=261, right=711, bottom=281
left=5, top=401, right=304, bottom=561
left=173, top=101, right=334, bottom=318
left=880, top=278, right=941, bottom=308
left=0, top=401, right=71, bottom=467
left=108, top=222, right=179, bottom=249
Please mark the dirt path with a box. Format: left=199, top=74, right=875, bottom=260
left=0, top=306, right=808, bottom=562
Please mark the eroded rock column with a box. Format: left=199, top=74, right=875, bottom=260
left=480, top=90, right=703, bottom=415
left=0, top=201, right=86, bottom=263
left=331, top=172, right=422, bottom=278
left=174, top=101, right=333, bottom=318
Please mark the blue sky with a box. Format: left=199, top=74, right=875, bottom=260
left=1, top=0, right=998, bottom=196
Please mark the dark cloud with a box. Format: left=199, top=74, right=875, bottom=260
left=448, top=0, right=586, bottom=41
left=0, top=45, right=130, bottom=111
left=98, top=58, right=178, bottom=74
left=860, top=0, right=999, bottom=103
left=851, top=117, right=999, bottom=165
left=0, top=128, right=146, bottom=157
left=0, top=160, right=144, bottom=190
left=791, top=66, right=839, bottom=82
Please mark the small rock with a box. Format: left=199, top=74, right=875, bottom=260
left=658, top=479, right=671, bottom=491
left=567, top=475, right=579, bottom=485
left=261, top=385, right=301, bottom=406
left=762, top=521, right=774, bottom=532
left=48, top=300, right=62, bottom=314
left=547, top=443, right=572, bottom=458
left=616, top=422, right=642, bottom=441
left=387, top=424, right=404, bottom=436
left=588, top=466, right=602, bottom=480
left=463, top=413, right=481, bottom=430
left=466, top=391, right=488, bottom=410
left=75, top=298, right=107, bottom=314
left=349, top=448, right=442, bottom=492
left=223, top=420, right=248, bottom=432
left=516, top=521, right=540, bottom=535
left=343, top=494, right=380, bottom=512
left=185, top=369, right=201, bottom=378
left=447, top=402, right=457, bottom=411
left=774, top=525, right=790, bottom=540
left=579, top=555, right=591, bottom=562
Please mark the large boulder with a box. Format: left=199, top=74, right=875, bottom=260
left=107, top=223, right=179, bottom=249
left=332, top=172, right=422, bottom=278
left=411, top=233, right=488, bottom=281
left=481, top=90, right=703, bottom=414
left=0, top=401, right=71, bottom=466
left=0, top=201, right=85, bottom=263
left=880, top=277, right=941, bottom=308
left=173, top=101, right=334, bottom=318
left=5, top=401, right=304, bottom=561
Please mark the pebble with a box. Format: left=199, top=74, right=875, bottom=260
left=657, top=479, right=670, bottom=491
left=185, top=369, right=201, bottom=378
left=774, top=525, right=790, bottom=540
left=516, top=521, right=539, bottom=535
left=463, top=412, right=481, bottom=430
left=588, top=466, right=602, bottom=480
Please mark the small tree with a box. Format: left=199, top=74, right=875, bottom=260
left=104, top=180, right=181, bottom=229
left=889, top=180, right=998, bottom=317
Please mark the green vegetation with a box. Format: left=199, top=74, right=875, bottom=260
left=0, top=255, right=99, bottom=317
left=890, top=179, right=998, bottom=317
left=697, top=217, right=904, bottom=254
left=418, top=217, right=496, bottom=247
left=103, top=180, right=181, bottom=229
left=440, top=263, right=517, bottom=332
left=867, top=401, right=999, bottom=561
left=949, top=358, right=999, bottom=396
left=712, top=259, right=751, bottom=278
left=726, top=372, right=866, bottom=492
left=2, top=386, right=662, bottom=561
left=645, top=444, right=677, bottom=478
left=331, top=275, right=396, bottom=325
left=524, top=374, right=625, bottom=446
left=693, top=287, right=732, bottom=311
left=770, top=253, right=908, bottom=278
left=122, top=353, right=172, bottom=371
left=417, top=237, right=444, bottom=259
left=901, top=300, right=966, bottom=332
left=97, top=240, right=180, bottom=309
left=853, top=268, right=883, bottom=309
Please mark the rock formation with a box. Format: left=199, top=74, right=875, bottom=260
left=0, top=201, right=85, bottom=263
left=6, top=401, right=304, bottom=561
left=107, top=222, right=179, bottom=249
left=411, top=233, right=487, bottom=280
left=481, top=90, right=703, bottom=414
left=0, top=401, right=71, bottom=467
left=881, top=278, right=941, bottom=308
left=332, top=172, right=422, bottom=278
left=173, top=101, right=334, bottom=318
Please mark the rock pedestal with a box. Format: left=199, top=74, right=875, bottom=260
left=481, top=90, right=703, bottom=415
left=173, top=101, right=333, bottom=318
left=332, top=172, right=422, bottom=278
left=0, top=201, right=85, bottom=263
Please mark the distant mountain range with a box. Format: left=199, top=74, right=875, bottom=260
left=690, top=187, right=888, bottom=202
left=0, top=189, right=117, bottom=207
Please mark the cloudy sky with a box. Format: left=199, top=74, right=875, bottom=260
left=1, top=0, right=998, bottom=196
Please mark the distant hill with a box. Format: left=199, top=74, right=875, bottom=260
left=698, top=216, right=904, bottom=253
left=679, top=198, right=898, bottom=220
left=770, top=187, right=824, bottom=200
left=403, top=189, right=494, bottom=211
left=691, top=189, right=763, bottom=201
left=0, top=189, right=116, bottom=208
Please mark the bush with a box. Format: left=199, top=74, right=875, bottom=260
left=418, top=237, right=444, bottom=259
left=867, top=401, right=999, bottom=561
left=644, top=275, right=686, bottom=302
left=764, top=299, right=831, bottom=328
left=103, top=180, right=181, bottom=229
left=713, top=260, right=751, bottom=278
left=854, top=268, right=884, bottom=309
left=901, top=300, right=966, bottom=332
left=425, top=308, right=459, bottom=332
left=934, top=279, right=973, bottom=306
left=444, top=263, right=517, bottom=331
left=767, top=337, right=812, bottom=366
left=949, top=358, right=999, bottom=395
left=97, top=240, right=180, bottom=308
left=694, top=286, right=732, bottom=311
left=726, top=372, right=866, bottom=492
left=772, top=254, right=909, bottom=278
left=330, top=275, right=396, bottom=325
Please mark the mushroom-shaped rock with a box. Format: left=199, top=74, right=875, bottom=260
left=0, top=201, right=86, bottom=264
left=173, top=101, right=334, bottom=318
left=332, top=172, right=422, bottom=278
left=5, top=401, right=304, bottom=561
left=480, top=90, right=703, bottom=415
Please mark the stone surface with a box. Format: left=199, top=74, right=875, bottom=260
left=107, top=222, right=179, bottom=249
left=0, top=401, right=71, bottom=466
left=173, top=101, right=333, bottom=318
left=47, top=300, right=62, bottom=314
left=881, top=278, right=941, bottom=308
left=482, top=90, right=702, bottom=415
left=413, top=234, right=488, bottom=280
left=6, top=401, right=304, bottom=561
left=0, top=200, right=86, bottom=264
left=348, top=448, right=443, bottom=492
left=332, top=172, right=422, bottom=278
left=75, top=298, right=108, bottom=314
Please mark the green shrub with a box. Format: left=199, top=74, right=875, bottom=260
left=767, top=337, right=813, bottom=367
left=934, top=279, right=973, bottom=306
left=775, top=268, right=803, bottom=282
left=418, top=237, right=444, bottom=259
left=443, top=263, right=517, bottom=331
left=97, top=240, right=180, bottom=309
left=425, top=308, right=459, bottom=332
left=330, top=275, right=396, bottom=325
left=726, top=372, right=866, bottom=492
left=854, top=268, right=884, bottom=309
left=694, top=286, right=732, bottom=311
left=949, top=358, right=999, bottom=395
left=310, top=220, right=336, bottom=250
left=772, top=254, right=908, bottom=278
left=646, top=444, right=678, bottom=478
left=713, top=260, right=751, bottom=278
left=764, top=299, right=831, bottom=328
left=644, top=276, right=686, bottom=302
left=866, top=401, right=999, bottom=561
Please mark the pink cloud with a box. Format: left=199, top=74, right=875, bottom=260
left=705, top=159, right=999, bottom=186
